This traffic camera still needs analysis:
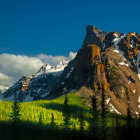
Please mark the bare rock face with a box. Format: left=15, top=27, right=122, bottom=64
left=65, top=44, right=100, bottom=89
left=21, top=76, right=30, bottom=92
left=82, top=25, right=106, bottom=49
left=60, top=25, right=140, bottom=116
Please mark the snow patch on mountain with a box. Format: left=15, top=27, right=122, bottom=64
left=66, top=67, right=74, bottom=79
left=136, top=53, right=140, bottom=80
left=35, top=60, right=68, bottom=78
left=113, top=36, right=126, bottom=61
left=113, top=33, right=140, bottom=80
left=113, top=33, right=119, bottom=38
left=109, top=103, right=121, bottom=115
left=119, top=61, right=129, bottom=67
left=138, top=96, right=140, bottom=103
left=106, top=98, right=110, bottom=104
left=133, top=90, right=136, bottom=93
left=35, top=64, right=52, bottom=77
left=135, top=111, right=139, bottom=115
left=132, top=32, right=136, bottom=36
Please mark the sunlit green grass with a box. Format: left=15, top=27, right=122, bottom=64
left=0, top=93, right=90, bottom=129
left=0, top=92, right=135, bottom=130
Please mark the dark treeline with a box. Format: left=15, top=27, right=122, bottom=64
left=1, top=90, right=140, bottom=140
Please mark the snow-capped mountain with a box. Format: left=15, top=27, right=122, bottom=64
left=0, top=60, right=70, bottom=102
left=34, top=60, right=68, bottom=78
left=48, top=25, right=140, bottom=116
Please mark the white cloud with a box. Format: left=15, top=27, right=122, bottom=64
left=68, top=52, right=77, bottom=61
left=0, top=52, right=77, bottom=89
left=0, top=53, right=43, bottom=79
left=0, top=72, right=13, bottom=87
left=0, top=54, right=43, bottom=88
left=37, top=54, right=67, bottom=66
left=37, top=52, right=77, bottom=66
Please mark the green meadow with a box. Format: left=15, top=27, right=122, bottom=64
left=0, top=92, right=132, bottom=129
left=0, top=93, right=90, bottom=129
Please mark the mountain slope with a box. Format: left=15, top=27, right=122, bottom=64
left=49, top=25, right=140, bottom=116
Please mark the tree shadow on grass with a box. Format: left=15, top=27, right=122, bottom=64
left=38, top=102, right=90, bottom=121
left=0, top=120, right=140, bottom=140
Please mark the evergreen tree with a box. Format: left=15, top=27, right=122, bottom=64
left=126, top=87, right=131, bottom=128
left=126, top=102, right=131, bottom=127
left=64, top=93, right=68, bottom=107
left=101, top=84, right=107, bottom=140
left=125, top=88, right=132, bottom=139
left=62, top=93, right=70, bottom=140
left=10, top=92, right=20, bottom=124
left=10, top=92, right=21, bottom=140
left=50, top=113, right=55, bottom=128
left=63, top=93, right=70, bottom=128
left=88, top=94, right=99, bottom=139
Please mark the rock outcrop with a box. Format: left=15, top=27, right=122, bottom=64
left=49, top=25, right=140, bottom=116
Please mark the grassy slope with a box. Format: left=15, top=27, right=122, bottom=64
left=0, top=92, right=138, bottom=130
left=0, top=92, right=90, bottom=129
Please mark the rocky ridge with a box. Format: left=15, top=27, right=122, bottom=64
left=49, top=25, right=140, bottom=116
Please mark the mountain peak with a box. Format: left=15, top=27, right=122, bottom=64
left=86, top=25, right=106, bottom=36
left=62, top=26, right=140, bottom=116
left=37, top=64, right=52, bottom=74
left=82, top=25, right=106, bottom=48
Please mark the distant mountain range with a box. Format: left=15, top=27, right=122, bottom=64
left=0, top=60, right=70, bottom=101
left=1, top=25, right=140, bottom=116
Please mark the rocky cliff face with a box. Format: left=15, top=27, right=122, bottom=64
left=1, top=25, right=140, bottom=116
left=49, top=25, right=140, bottom=116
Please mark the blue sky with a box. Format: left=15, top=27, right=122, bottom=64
left=0, top=0, right=140, bottom=88
left=0, top=0, right=140, bottom=56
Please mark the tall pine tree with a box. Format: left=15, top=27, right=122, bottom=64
left=10, top=92, right=21, bottom=140
left=62, top=93, right=70, bottom=140
left=101, top=83, right=107, bottom=140
left=124, top=87, right=132, bottom=140
left=10, top=92, right=20, bottom=124
left=126, top=87, right=131, bottom=128
left=63, top=93, right=70, bottom=128
left=50, top=113, right=55, bottom=128
left=89, top=94, right=99, bottom=139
